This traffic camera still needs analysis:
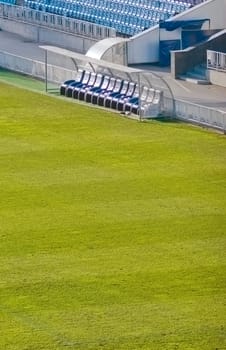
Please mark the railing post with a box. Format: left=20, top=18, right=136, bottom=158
left=44, top=49, right=48, bottom=92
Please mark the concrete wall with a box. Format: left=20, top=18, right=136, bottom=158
left=128, top=26, right=160, bottom=65
left=208, top=69, right=226, bottom=87
left=171, top=30, right=226, bottom=77
left=0, top=18, right=96, bottom=53
left=128, top=0, right=226, bottom=64
left=163, top=96, right=226, bottom=132
left=0, top=50, right=75, bottom=82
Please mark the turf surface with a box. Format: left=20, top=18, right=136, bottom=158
left=0, top=82, right=226, bottom=349
left=0, top=68, right=58, bottom=93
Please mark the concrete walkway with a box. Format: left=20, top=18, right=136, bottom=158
left=135, top=64, right=226, bottom=112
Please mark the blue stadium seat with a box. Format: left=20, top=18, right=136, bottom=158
left=114, top=83, right=138, bottom=111
left=66, top=71, right=91, bottom=97
left=124, top=86, right=149, bottom=114
left=104, top=80, right=129, bottom=108
left=91, top=76, right=116, bottom=105
left=85, top=75, right=110, bottom=103
left=33, top=0, right=206, bottom=37
left=73, top=72, right=97, bottom=99
left=97, top=78, right=123, bottom=107
left=78, top=73, right=104, bottom=101
left=60, top=69, right=85, bottom=96
left=131, top=88, right=156, bottom=115
left=110, top=81, right=136, bottom=109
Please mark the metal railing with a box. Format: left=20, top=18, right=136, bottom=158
left=207, top=50, right=226, bottom=72
left=0, top=3, right=116, bottom=40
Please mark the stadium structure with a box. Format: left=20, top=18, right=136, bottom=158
left=0, top=0, right=226, bottom=130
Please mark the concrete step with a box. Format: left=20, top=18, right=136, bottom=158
left=192, top=66, right=207, bottom=76
left=183, top=62, right=209, bottom=83
left=186, top=71, right=208, bottom=80
left=178, top=75, right=210, bottom=85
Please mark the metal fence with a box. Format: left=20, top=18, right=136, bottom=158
left=0, top=3, right=116, bottom=40
left=207, top=50, right=226, bottom=72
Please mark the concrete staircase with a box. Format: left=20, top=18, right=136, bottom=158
left=178, top=63, right=210, bottom=85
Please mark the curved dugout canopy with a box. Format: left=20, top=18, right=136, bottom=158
left=39, top=44, right=150, bottom=89
left=86, top=37, right=130, bottom=60
left=39, top=45, right=175, bottom=116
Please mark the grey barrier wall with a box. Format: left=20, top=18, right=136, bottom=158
left=163, top=96, right=226, bottom=133
left=208, top=70, right=226, bottom=88
left=0, top=4, right=116, bottom=53
left=0, top=50, right=225, bottom=132
left=171, top=30, right=226, bottom=78
left=207, top=50, right=226, bottom=87
left=0, top=50, right=75, bottom=82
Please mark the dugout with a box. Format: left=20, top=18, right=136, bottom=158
left=40, top=45, right=175, bottom=119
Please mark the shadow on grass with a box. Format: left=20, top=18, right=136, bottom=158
left=154, top=115, right=181, bottom=124
left=47, top=88, right=60, bottom=96
left=0, top=68, right=59, bottom=94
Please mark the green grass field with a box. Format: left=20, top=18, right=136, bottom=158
left=0, top=81, right=225, bottom=350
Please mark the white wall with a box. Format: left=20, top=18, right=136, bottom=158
left=160, top=28, right=181, bottom=41
left=128, top=0, right=226, bottom=64
left=208, top=69, right=226, bottom=87
left=128, top=26, right=160, bottom=64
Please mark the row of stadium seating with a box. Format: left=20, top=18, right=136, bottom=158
left=0, top=0, right=16, bottom=4
left=23, top=0, right=203, bottom=36
left=60, top=70, right=161, bottom=115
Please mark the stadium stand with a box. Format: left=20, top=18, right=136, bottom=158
left=23, top=0, right=207, bottom=37
left=0, top=0, right=225, bottom=125
left=1, top=0, right=220, bottom=67
left=0, top=0, right=16, bottom=3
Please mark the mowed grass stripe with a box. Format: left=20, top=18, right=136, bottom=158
left=0, top=82, right=226, bottom=349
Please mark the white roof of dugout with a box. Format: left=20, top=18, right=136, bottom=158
left=39, top=45, right=142, bottom=77
left=85, top=37, right=130, bottom=60
left=39, top=45, right=173, bottom=102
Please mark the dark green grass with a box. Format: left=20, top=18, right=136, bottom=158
left=0, top=82, right=225, bottom=349
left=0, top=68, right=58, bottom=93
